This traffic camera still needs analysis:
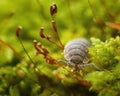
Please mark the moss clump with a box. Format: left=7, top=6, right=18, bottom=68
left=88, top=37, right=120, bottom=70
left=85, top=36, right=120, bottom=96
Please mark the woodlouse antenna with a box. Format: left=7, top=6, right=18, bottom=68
left=16, top=26, right=36, bottom=66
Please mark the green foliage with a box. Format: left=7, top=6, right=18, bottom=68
left=85, top=37, right=120, bottom=96
left=89, top=37, right=120, bottom=70
left=0, top=0, right=120, bottom=96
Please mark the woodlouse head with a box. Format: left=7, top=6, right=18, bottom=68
left=69, top=55, right=83, bottom=65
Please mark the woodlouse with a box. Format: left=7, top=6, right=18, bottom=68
left=63, top=38, right=91, bottom=70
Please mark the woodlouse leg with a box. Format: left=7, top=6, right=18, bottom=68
left=67, top=61, right=77, bottom=68
left=58, top=60, right=75, bottom=67
left=78, top=63, right=101, bottom=70
left=57, top=60, right=67, bottom=64
left=89, top=63, right=101, bottom=70
left=78, top=64, right=91, bottom=67
left=57, top=60, right=77, bottom=71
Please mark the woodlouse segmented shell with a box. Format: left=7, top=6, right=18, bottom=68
left=63, top=38, right=91, bottom=64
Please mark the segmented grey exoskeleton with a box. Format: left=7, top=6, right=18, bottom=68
left=63, top=38, right=92, bottom=70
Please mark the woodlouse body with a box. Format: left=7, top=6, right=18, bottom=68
left=63, top=38, right=91, bottom=69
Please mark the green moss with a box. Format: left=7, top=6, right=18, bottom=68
left=88, top=37, right=120, bottom=70
left=85, top=36, right=120, bottom=96
left=0, top=0, right=120, bottom=96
